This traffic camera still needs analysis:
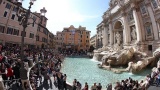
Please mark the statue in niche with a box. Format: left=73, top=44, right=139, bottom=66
left=131, top=27, right=137, bottom=40
left=115, top=32, right=121, bottom=45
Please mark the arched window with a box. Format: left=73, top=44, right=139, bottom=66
left=145, top=23, right=152, bottom=36
left=146, top=26, right=152, bottom=35
left=151, top=0, right=158, bottom=9
left=127, top=10, right=134, bottom=22
left=140, top=2, right=147, bottom=14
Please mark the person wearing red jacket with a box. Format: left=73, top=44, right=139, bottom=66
left=6, top=64, right=14, bottom=80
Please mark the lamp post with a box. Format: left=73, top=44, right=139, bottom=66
left=16, top=0, right=36, bottom=81
left=15, top=0, right=46, bottom=89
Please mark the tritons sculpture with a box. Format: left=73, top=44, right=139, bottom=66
left=93, top=46, right=160, bottom=74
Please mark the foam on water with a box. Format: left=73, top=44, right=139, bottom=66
left=90, top=58, right=101, bottom=63
left=128, top=72, right=134, bottom=75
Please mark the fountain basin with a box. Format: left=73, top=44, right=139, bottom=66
left=61, top=57, right=151, bottom=89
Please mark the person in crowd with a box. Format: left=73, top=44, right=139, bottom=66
left=57, top=72, right=64, bottom=90
left=73, top=79, right=77, bottom=90
left=114, top=82, right=122, bottom=90
left=91, top=83, right=97, bottom=90
left=0, top=53, right=3, bottom=63
left=76, top=81, right=82, bottom=90
left=0, top=63, right=7, bottom=86
left=0, top=44, right=2, bottom=52
left=6, top=64, right=13, bottom=80
left=24, top=82, right=30, bottom=90
left=156, top=72, right=160, bottom=87
left=43, top=72, right=50, bottom=84
left=144, top=74, right=151, bottom=88
left=63, top=74, right=67, bottom=90
left=6, top=64, right=14, bottom=86
left=53, top=76, right=58, bottom=88
left=97, top=83, right=102, bottom=90
left=150, top=69, right=157, bottom=85
left=121, top=80, right=127, bottom=89
left=82, top=82, right=88, bottom=90
left=12, top=63, right=20, bottom=80
left=106, top=83, right=112, bottom=90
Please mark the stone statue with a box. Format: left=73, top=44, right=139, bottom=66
left=115, top=32, right=121, bottom=45
left=131, top=27, right=137, bottom=40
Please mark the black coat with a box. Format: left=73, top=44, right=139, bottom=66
left=12, top=65, right=20, bottom=76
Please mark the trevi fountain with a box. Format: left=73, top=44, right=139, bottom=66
left=61, top=0, right=160, bottom=89
left=93, top=0, right=160, bottom=74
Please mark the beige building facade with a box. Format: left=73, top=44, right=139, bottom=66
left=99, top=0, right=160, bottom=55
left=90, top=35, right=97, bottom=48
left=0, top=0, right=39, bottom=47
left=35, top=13, right=49, bottom=49
left=55, top=31, right=63, bottom=51
left=96, top=22, right=104, bottom=49
left=0, top=0, right=54, bottom=49
left=55, top=25, right=90, bottom=52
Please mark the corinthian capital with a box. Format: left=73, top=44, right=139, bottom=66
left=144, top=0, right=151, bottom=6
left=131, top=2, right=140, bottom=12
left=102, top=22, right=107, bottom=27
left=108, top=19, right=112, bottom=24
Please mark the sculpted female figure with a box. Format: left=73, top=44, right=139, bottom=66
left=115, top=32, right=121, bottom=45
left=131, top=27, right=137, bottom=40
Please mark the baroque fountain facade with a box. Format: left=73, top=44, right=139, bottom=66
left=94, top=0, right=160, bottom=73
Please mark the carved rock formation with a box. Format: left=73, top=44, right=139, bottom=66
left=93, top=45, right=160, bottom=73
left=153, top=47, right=160, bottom=58
left=126, top=57, right=155, bottom=74
left=101, top=47, right=135, bottom=66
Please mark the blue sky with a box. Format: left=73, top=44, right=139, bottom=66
left=23, top=0, right=110, bottom=37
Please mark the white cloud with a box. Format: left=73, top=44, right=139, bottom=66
left=30, top=0, right=99, bottom=35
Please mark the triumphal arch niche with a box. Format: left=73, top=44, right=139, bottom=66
left=113, top=21, right=124, bottom=51
left=94, top=0, right=160, bottom=73
left=100, top=0, right=146, bottom=52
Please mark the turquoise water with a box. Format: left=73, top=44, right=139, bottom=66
left=61, top=57, right=151, bottom=89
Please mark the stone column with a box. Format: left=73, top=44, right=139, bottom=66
left=122, top=12, right=130, bottom=44
left=131, top=3, right=142, bottom=42
left=102, top=23, right=108, bottom=47
left=109, top=22, right=114, bottom=45
left=146, top=2, right=159, bottom=40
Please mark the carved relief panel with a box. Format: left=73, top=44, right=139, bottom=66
left=144, top=22, right=154, bottom=40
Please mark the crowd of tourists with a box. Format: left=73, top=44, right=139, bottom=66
left=0, top=44, right=66, bottom=90
left=1, top=43, right=160, bottom=90
left=109, top=61, right=160, bottom=90
left=70, top=65, right=160, bottom=90
left=29, top=51, right=68, bottom=90
left=70, top=61, right=160, bottom=90
left=0, top=45, right=23, bottom=89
